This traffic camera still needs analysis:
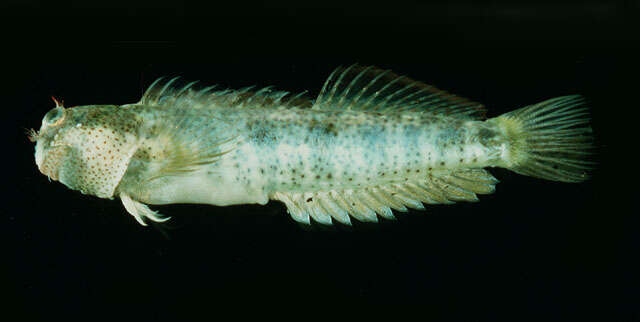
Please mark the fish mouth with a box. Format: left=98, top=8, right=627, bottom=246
left=34, top=141, right=45, bottom=172
left=38, top=156, right=59, bottom=181
left=35, top=143, right=66, bottom=181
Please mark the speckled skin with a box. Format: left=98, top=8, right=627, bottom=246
left=35, top=105, right=141, bottom=198
left=114, top=104, right=507, bottom=207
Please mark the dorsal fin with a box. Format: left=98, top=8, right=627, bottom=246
left=313, top=65, right=486, bottom=119
left=271, top=169, right=498, bottom=225
left=139, top=77, right=312, bottom=109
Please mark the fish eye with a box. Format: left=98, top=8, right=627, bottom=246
left=43, top=107, right=65, bottom=126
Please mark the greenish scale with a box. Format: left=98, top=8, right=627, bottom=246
left=214, top=107, right=504, bottom=197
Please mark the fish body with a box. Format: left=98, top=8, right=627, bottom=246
left=32, top=66, right=593, bottom=226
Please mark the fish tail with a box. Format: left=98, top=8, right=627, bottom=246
left=490, top=95, right=594, bottom=182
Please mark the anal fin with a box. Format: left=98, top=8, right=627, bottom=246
left=272, top=169, right=498, bottom=225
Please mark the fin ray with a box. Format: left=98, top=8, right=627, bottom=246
left=491, top=95, right=594, bottom=182
left=120, top=193, right=171, bottom=226
left=313, top=65, right=486, bottom=119
left=272, top=169, right=498, bottom=225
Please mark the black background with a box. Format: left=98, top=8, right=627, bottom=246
left=3, top=0, right=637, bottom=320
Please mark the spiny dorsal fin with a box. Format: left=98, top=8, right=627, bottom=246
left=313, top=65, right=486, bottom=119
left=139, top=77, right=312, bottom=109
left=272, top=169, right=498, bottom=225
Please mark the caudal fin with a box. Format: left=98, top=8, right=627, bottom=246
left=491, top=95, right=594, bottom=182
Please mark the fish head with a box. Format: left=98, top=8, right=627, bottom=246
left=31, top=98, right=140, bottom=199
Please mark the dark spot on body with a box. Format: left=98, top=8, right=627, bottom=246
left=321, top=122, right=338, bottom=136
left=478, top=127, right=497, bottom=142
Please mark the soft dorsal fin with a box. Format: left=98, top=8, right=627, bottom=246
left=313, top=65, right=486, bottom=119
left=139, top=77, right=312, bottom=109
left=271, top=169, right=498, bottom=225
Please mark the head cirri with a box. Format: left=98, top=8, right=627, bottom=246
left=31, top=97, right=141, bottom=199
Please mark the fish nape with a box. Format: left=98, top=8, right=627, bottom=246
left=31, top=65, right=594, bottom=227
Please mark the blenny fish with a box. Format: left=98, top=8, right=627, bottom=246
left=30, top=65, right=593, bottom=226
